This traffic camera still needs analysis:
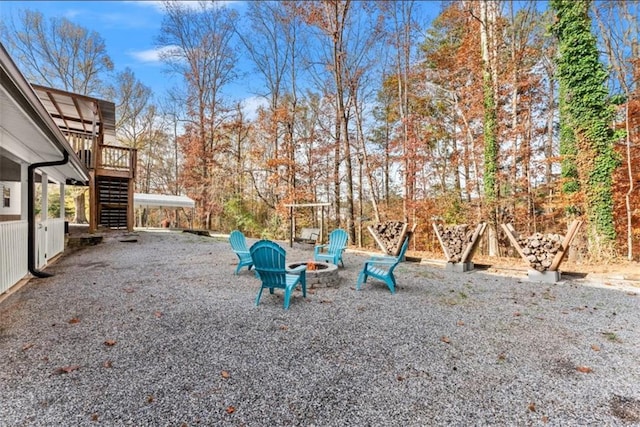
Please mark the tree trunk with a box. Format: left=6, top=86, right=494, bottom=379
left=72, top=192, right=88, bottom=224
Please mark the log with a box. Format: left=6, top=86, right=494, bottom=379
left=433, top=223, right=486, bottom=263
left=502, top=223, right=584, bottom=272
left=368, top=221, right=409, bottom=256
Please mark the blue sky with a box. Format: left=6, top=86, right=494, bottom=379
left=0, top=1, right=202, bottom=99
left=0, top=1, right=443, bottom=111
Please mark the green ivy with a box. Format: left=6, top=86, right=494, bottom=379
left=483, top=70, right=498, bottom=202
left=550, top=0, right=620, bottom=255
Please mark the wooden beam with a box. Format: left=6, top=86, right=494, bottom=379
left=72, top=96, right=88, bottom=133
left=549, top=220, right=583, bottom=271
left=500, top=223, right=529, bottom=265
left=46, top=90, right=71, bottom=133
left=460, top=222, right=487, bottom=263
left=432, top=222, right=452, bottom=261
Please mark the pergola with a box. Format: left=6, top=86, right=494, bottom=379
left=283, top=202, right=330, bottom=248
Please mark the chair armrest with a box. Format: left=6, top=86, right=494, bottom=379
left=314, top=244, right=328, bottom=256
left=234, top=250, right=251, bottom=256
left=365, top=259, right=398, bottom=267
left=287, top=265, right=307, bottom=274
left=368, top=255, right=396, bottom=262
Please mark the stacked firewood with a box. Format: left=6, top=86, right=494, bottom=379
left=369, top=221, right=407, bottom=255
left=517, top=233, right=563, bottom=271
left=435, top=224, right=473, bottom=262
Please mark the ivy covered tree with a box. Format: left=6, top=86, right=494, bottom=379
left=550, top=0, right=620, bottom=259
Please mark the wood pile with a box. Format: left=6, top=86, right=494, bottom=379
left=517, top=232, right=563, bottom=271
left=434, top=224, right=473, bottom=262
left=368, top=221, right=408, bottom=256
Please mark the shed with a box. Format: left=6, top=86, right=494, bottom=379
left=133, top=193, right=195, bottom=228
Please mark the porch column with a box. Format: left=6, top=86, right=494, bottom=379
left=40, top=172, right=48, bottom=222
left=59, top=182, right=65, bottom=220
left=20, top=162, right=28, bottom=220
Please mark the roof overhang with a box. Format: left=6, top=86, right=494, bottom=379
left=134, top=193, right=196, bottom=209
left=0, top=43, right=89, bottom=184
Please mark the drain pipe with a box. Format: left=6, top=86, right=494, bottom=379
left=27, top=151, right=69, bottom=278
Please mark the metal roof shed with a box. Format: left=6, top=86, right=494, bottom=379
left=133, top=193, right=195, bottom=229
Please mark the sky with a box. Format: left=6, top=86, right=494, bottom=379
left=0, top=1, right=443, bottom=115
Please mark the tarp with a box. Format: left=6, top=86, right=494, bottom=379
left=134, top=193, right=195, bottom=209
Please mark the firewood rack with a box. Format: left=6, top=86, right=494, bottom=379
left=367, top=221, right=416, bottom=257
left=500, top=220, right=583, bottom=282
left=432, top=222, right=487, bottom=272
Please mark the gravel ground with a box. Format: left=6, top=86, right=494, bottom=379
left=1, top=229, right=639, bottom=427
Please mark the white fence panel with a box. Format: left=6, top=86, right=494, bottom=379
left=0, top=220, right=28, bottom=294
left=46, top=218, right=65, bottom=260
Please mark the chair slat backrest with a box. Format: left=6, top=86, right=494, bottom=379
left=250, top=240, right=288, bottom=288
left=229, top=230, right=249, bottom=252
left=396, top=234, right=410, bottom=262
left=327, top=229, right=348, bottom=252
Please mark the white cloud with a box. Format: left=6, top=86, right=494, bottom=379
left=242, top=96, right=268, bottom=121
left=128, top=1, right=241, bottom=13
left=129, top=45, right=179, bottom=63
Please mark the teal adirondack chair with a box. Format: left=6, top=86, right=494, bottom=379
left=250, top=240, right=307, bottom=309
left=356, top=235, right=410, bottom=294
left=229, top=230, right=254, bottom=275
left=314, top=228, right=348, bottom=267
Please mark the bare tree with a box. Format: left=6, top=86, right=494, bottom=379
left=1, top=9, right=113, bottom=96
left=1, top=8, right=114, bottom=224
left=157, top=0, right=238, bottom=229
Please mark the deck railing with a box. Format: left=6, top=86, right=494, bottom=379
left=66, top=132, right=96, bottom=169
left=99, top=144, right=136, bottom=173
left=64, top=132, right=136, bottom=178
left=0, top=220, right=28, bottom=294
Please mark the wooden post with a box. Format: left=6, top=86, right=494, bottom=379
left=500, top=223, right=529, bottom=264
left=432, top=222, right=452, bottom=261
left=460, top=222, right=487, bottom=263
left=548, top=220, right=583, bottom=271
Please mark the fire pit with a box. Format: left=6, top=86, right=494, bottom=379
left=287, top=261, right=340, bottom=288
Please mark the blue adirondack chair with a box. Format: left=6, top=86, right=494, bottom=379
left=314, top=228, right=348, bottom=267
left=356, top=235, right=410, bottom=294
left=250, top=240, right=307, bottom=309
left=229, top=230, right=254, bottom=275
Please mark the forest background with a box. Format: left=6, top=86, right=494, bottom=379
left=1, top=0, right=639, bottom=265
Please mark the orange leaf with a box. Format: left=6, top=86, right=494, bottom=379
left=576, top=366, right=593, bottom=373
left=104, top=340, right=117, bottom=347
left=456, top=320, right=465, bottom=326
left=279, top=325, right=288, bottom=331
left=147, top=395, right=154, bottom=403
left=441, top=336, right=451, bottom=344
left=221, top=370, right=230, bottom=379
left=542, top=415, right=549, bottom=423
left=528, top=402, right=536, bottom=412
left=22, top=343, right=34, bottom=351
left=591, top=344, right=600, bottom=352
left=103, top=360, right=113, bottom=368
left=90, top=413, right=99, bottom=422
left=513, top=311, right=521, bottom=317
left=154, top=311, right=163, bottom=318
left=69, top=317, right=80, bottom=324
left=226, top=406, right=235, bottom=414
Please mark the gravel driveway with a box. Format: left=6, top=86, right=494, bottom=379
left=1, top=229, right=639, bottom=426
